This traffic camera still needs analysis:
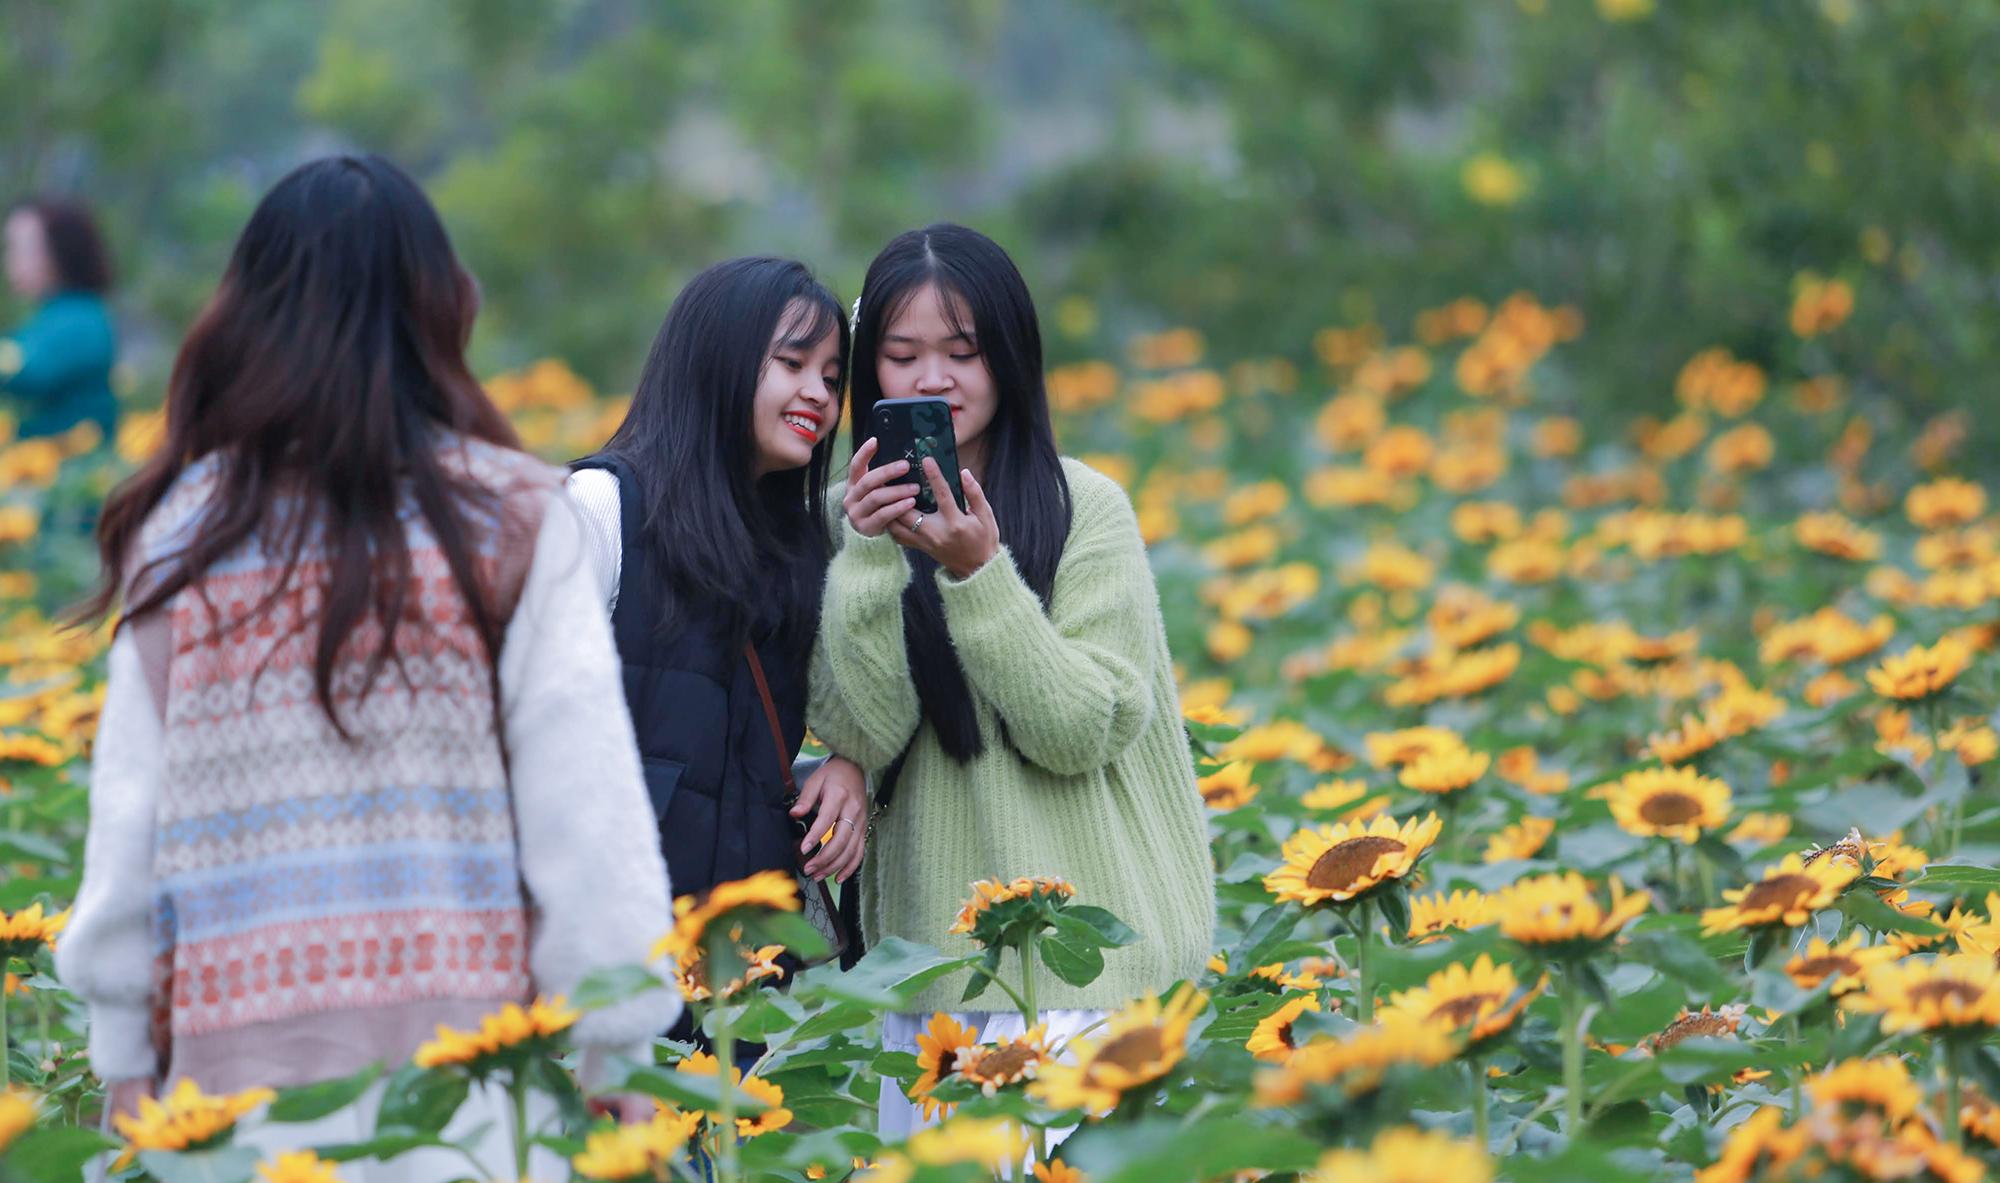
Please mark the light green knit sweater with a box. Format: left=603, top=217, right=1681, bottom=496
left=810, top=458, right=1216, bottom=1013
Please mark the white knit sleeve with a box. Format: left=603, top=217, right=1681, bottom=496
left=564, top=468, right=623, bottom=615
left=500, top=488, right=679, bottom=1057
left=54, top=629, right=163, bottom=1081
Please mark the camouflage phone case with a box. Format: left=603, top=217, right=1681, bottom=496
left=873, top=397, right=967, bottom=514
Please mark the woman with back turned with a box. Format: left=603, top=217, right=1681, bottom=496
left=58, top=156, right=676, bottom=1179
left=1, top=197, right=118, bottom=441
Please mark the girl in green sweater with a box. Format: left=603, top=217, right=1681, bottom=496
left=808, top=223, right=1215, bottom=1137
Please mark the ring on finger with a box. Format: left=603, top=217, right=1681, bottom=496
left=909, top=511, right=925, bottom=530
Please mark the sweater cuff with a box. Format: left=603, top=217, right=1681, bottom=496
left=86, top=1001, right=159, bottom=1082
left=840, top=518, right=909, bottom=570
left=934, top=546, right=1041, bottom=645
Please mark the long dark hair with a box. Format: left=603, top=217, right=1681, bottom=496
left=849, top=224, right=1073, bottom=771
left=585, top=257, right=846, bottom=644
left=78, top=155, right=521, bottom=738
left=10, top=197, right=114, bottom=294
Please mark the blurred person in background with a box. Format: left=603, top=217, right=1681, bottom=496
left=2, top=197, right=119, bottom=441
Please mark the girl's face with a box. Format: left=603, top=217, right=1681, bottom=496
left=877, top=282, right=998, bottom=473
left=750, top=299, right=844, bottom=477
left=3, top=211, right=54, bottom=301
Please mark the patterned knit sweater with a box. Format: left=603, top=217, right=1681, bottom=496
left=809, top=458, right=1216, bottom=1013
left=58, top=436, right=680, bottom=1090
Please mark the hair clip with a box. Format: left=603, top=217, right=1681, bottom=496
left=849, top=296, right=862, bottom=336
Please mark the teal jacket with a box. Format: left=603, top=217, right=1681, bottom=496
left=1, top=291, right=118, bottom=439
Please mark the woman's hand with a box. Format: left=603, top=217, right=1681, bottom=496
left=843, top=438, right=923, bottom=539
left=793, top=755, right=868, bottom=882
left=888, top=459, right=1000, bottom=580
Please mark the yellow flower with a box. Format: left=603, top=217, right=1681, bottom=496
left=1841, top=953, right=2000, bottom=1035
left=1805, top=1057, right=1923, bottom=1125
left=1701, top=855, right=1857, bottom=935
left=1493, top=873, right=1650, bottom=954
left=1795, top=511, right=1882, bottom=561
left=1264, top=813, right=1442, bottom=907
left=672, top=942, right=786, bottom=1002
left=1607, top=767, right=1733, bottom=844
left=1786, top=932, right=1903, bottom=995
left=1246, top=994, right=1321, bottom=1063
left=1707, top=423, right=1774, bottom=475
left=947, top=875, right=1077, bottom=936
left=1905, top=477, right=1986, bottom=530
left=1032, top=1161, right=1086, bottom=1183
left=1202, top=525, right=1282, bottom=571
left=113, top=1079, right=276, bottom=1169
left=676, top=1051, right=793, bottom=1136
left=909, top=1012, right=981, bottom=1119
left=1365, top=727, right=1464, bottom=769
left=1728, top=811, right=1793, bottom=846
left=1866, top=637, right=1973, bottom=702
left=1450, top=501, right=1522, bottom=544
left=1644, top=712, right=1727, bottom=766
left=1253, top=1016, right=1456, bottom=1105
left=1352, top=541, right=1436, bottom=592
left=1408, top=889, right=1496, bottom=943
left=572, top=1108, right=702, bottom=1180
left=1789, top=274, right=1854, bottom=337
left=0, top=1089, right=34, bottom=1155
left=1029, top=986, right=1205, bottom=1115
left=1381, top=955, right=1540, bottom=1050
left=1482, top=816, right=1554, bottom=863
left=1362, top=427, right=1436, bottom=479
left=863, top=1116, right=1031, bottom=1183
left=652, top=870, right=800, bottom=962
left=1196, top=761, right=1257, bottom=810
left=1382, top=644, right=1519, bottom=707
left=1305, top=1125, right=1492, bottom=1183
left=1461, top=152, right=1528, bottom=207
left=1300, top=778, right=1377, bottom=816
left=1694, top=1107, right=1806, bottom=1183
left=1222, top=720, right=1338, bottom=766
left=256, top=1151, right=344, bottom=1183
left=1397, top=747, right=1488, bottom=795
left=413, top=995, right=577, bottom=1071
left=1647, top=1004, right=1748, bottom=1054
left=0, top=903, right=67, bottom=958
left=1206, top=619, right=1252, bottom=663
left=1222, top=480, right=1289, bottom=526
left=958, top=1027, right=1051, bottom=1095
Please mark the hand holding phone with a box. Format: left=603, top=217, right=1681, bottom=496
left=869, top=397, right=967, bottom=515
left=888, top=456, right=1000, bottom=579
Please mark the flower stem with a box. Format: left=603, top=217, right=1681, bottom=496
left=1352, top=902, right=1375, bottom=1023
left=1, top=972, right=12, bottom=1090
left=1944, top=1042, right=1964, bottom=1150
left=507, top=1070, right=530, bottom=1182
left=1789, top=1014, right=1804, bottom=1118
left=1469, top=1058, right=1489, bottom=1148
left=1019, top=938, right=1047, bottom=1165
left=715, top=1006, right=740, bottom=1183
left=1559, top=964, right=1585, bottom=1135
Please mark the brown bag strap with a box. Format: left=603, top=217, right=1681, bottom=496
left=743, top=643, right=797, bottom=795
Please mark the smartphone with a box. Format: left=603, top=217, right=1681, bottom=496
left=870, top=396, right=967, bottom=514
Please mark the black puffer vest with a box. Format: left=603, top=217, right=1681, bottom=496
left=571, top=455, right=819, bottom=898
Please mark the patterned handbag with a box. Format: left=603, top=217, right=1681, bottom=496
left=743, top=644, right=853, bottom=967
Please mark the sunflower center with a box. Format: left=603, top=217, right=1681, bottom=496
left=973, top=1044, right=1036, bottom=1080
left=1738, top=874, right=1817, bottom=914
left=937, top=1049, right=964, bottom=1075
left=1430, top=993, right=1501, bottom=1028
left=1307, top=836, right=1407, bottom=891
left=1654, top=1014, right=1735, bottom=1053
left=1636, top=791, right=1702, bottom=825
left=1906, top=980, right=1984, bottom=1010
left=1791, top=955, right=1856, bottom=982
left=1094, top=1028, right=1166, bottom=1074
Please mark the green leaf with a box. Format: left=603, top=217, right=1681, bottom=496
left=1374, top=882, right=1411, bottom=938
left=137, top=1146, right=262, bottom=1183
left=571, top=963, right=664, bottom=1012
left=315, top=1132, right=461, bottom=1164
left=1836, top=889, right=1944, bottom=937
left=1041, top=924, right=1108, bottom=987
left=1060, top=904, right=1140, bottom=947
left=1656, top=1036, right=1811, bottom=1085
left=620, top=1064, right=769, bottom=1115
left=3, top=1127, right=120, bottom=1183
left=373, top=1065, right=472, bottom=1135
left=792, top=938, right=978, bottom=1010
left=1063, top=1113, right=1322, bottom=1183
left=1910, top=863, right=2000, bottom=893
left=740, top=910, right=832, bottom=964
left=265, top=1062, right=384, bottom=1123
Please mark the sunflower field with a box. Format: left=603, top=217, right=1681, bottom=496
left=1, top=279, right=1999, bottom=1183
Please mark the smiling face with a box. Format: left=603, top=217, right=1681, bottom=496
left=3, top=211, right=54, bottom=301
left=877, top=282, right=999, bottom=477
left=750, top=298, right=845, bottom=477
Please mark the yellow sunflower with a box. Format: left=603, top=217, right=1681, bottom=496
left=1364, top=726, right=1465, bottom=769
left=0, top=1090, right=34, bottom=1155
left=1407, top=889, right=1496, bottom=943
left=1866, top=637, right=1973, bottom=702
left=1694, top=1107, right=1807, bottom=1183
left=1265, top=813, right=1442, bottom=908
left=958, top=1027, right=1051, bottom=1095
left=1906, top=477, right=1987, bottom=529
left=1481, top=816, right=1554, bottom=863
left=1965, top=1088, right=2000, bottom=1149
left=571, top=1108, right=702, bottom=1181
left=0, top=903, right=67, bottom=959
left=1805, top=1057, right=1923, bottom=1125
left=1492, top=872, right=1650, bottom=955
left=1785, top=933, right=1904, bottom=995
left=672, top=943, right=786, bottom=1002
left=255, top=1151, right=343, bottom=1183
left=908, top=1012, right=980, bottom=1119
left=1304, top=1126, right=1492, bottom=1183
left=1029, top=986, right=1206, bottom=1115
left=1700, top=854, right=1857, bottom=935
left=652, top=870, right=800, bottom=962
left=675, top=1051, right=792, bottom=1136
left=1397, top=747, right=1489, bottom=795
left=113, top=1079, right=276, bottom=1169
left=1253, top=1016, right=1457, bottom=1105
left=862, top=1116, right=1030, bottom=1183
left=1647, top=1004, right=1748, bottom=1054
left=1380, top=955, right=1540, bottom=1050
left=1300, top=778, right=1378, bottom=816
left=1032, top=1161, right=1086, bottom=1183
left=1607, top=766, right=1733, bottom=844
left=948, top=876, right=1078, bottom=936
left=1841, top=953, right=2000, bottom=1035
left=1197, top=761, right=1258, bottom=810
left=1246, top=994, right=1321, bottom=1063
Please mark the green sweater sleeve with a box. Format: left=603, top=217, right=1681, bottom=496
left=809, top=519, right=923, bottom=772
left=934, top=475, right=1158, bottom=777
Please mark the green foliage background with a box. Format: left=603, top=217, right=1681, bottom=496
left=4, top=0, right=1997, bottom=436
